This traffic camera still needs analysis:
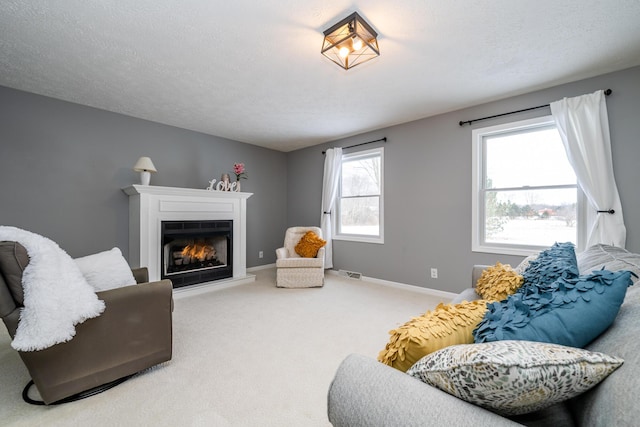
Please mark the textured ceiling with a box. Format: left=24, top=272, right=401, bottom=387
left=2, top=1, right=640, bottom=152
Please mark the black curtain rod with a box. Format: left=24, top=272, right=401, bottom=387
left=458, top=89, right=612, bottom=127
left=322, top=137, right=387, bottom=154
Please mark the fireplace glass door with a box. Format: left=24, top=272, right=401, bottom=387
left=161, top=220, right=233, bottom=288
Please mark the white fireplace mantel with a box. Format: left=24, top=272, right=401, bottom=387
left=123, top=185, right=253, bottom=286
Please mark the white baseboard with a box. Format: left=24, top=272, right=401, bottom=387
left=247, top=263, right=276, bottom=272
left=327, top=269, right=458, bottom=301
left=173, top=274, right=256, bottom=299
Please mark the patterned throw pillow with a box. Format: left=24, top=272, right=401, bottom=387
left=513, top=253, right=539, bottom=275
left=407, top=340, right=623, bottom=416
left=378, top=300, right=489, bottom=372
left=294, top=231, right=326, bottom=258
left=475, top=262, right=524, bottom=301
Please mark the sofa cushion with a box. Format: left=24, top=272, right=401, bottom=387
left=474, top=270, right=632, bottom=348
left=577, top=244, right=640, bottom=286
left=570, top=285, right=640, bottom=426
left=74, top=247, right=137, bottom=292
left=378, top=300, right=488, bottom=372
left=294, top=231, right=326, bottom=258
left=407, top=340, right=623, bottom=416
left=508, top=402, right=576, bottom=427
left=275, top=255, right=324, bottom=268
left=449, top=287, right=481, bottom=305
left=475, top=262, right=524, bottom=301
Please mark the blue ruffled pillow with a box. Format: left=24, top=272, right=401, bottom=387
left=474, top=269, right=633, bottom=348
left=520, top=242, right=579, bottom=294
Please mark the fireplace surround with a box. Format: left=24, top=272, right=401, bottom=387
left=123, top=185, right=253, bottom=289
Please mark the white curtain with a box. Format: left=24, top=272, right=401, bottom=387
left=550, top=90, right=626, bottom=248
left=320, top=147, right=342, bottom=269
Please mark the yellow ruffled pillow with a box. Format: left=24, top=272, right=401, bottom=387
left=475, top=262, right=524, bottom=301
left=377, top=300, right=489, bottom=372
left=294, top=231, right=326, bottom=258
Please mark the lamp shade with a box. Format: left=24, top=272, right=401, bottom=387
left=321, top=12, right=379, bottom=70
left=133, top=157, right=157, bottom=172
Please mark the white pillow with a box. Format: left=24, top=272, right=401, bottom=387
left=74, top=248, right=137, bottom=292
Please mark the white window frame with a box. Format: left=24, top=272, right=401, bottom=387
left=472, top=116, right=586, bottom=256
left=334, top=147, right=384, bottom=244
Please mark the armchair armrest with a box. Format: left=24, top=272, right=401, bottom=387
left=131, top=267, right=149, bottom=284
left=276, top=247, right=288, bottom=260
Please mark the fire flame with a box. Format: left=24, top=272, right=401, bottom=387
left=181, top=242, right=216, bottom=261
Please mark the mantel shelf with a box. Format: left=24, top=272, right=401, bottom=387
left=122, top=184, right=252, bottom=199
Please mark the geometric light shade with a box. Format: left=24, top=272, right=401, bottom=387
left=321, top=12, right=380, bottom=70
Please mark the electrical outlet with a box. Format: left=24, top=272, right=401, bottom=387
left=258, top=251, right=264, bottom=258
left=430, top=268, right=438, bottom=279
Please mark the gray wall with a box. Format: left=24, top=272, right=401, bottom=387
left=2, top=66, right=638, bottom=290
left=0, top=86, right=288, bottom=267
left=287, top=66, right=640, bottom=293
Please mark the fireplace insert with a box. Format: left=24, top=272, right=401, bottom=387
left=161, top=220, right=233, bottom=288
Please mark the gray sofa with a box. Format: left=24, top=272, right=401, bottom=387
left=327, top=244, right=640, bottom=426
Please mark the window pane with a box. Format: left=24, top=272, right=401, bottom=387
left=341, top=156, right=381, bottom=197
left=485, top=127, right=576, bottom=189
left=340, top=196, right=379, bottom=236
left=484, top=188, right=577, bottom=246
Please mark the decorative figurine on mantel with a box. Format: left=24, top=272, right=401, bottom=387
left=206, top=164, right=247, bottom=192
left=221, top=173, right=231, bottom=190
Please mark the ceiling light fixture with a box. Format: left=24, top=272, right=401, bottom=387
left=321, top=12, right=379, bottom=70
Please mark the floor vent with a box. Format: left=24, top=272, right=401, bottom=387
left=339, top=270, right=362, bottom=280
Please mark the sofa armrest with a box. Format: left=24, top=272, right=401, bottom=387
left=328, top=354, right=520, bottom=427
left=472, top=265, right=490, bottom=288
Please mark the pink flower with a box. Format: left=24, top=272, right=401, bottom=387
left=233, top=163, right=247, bottom=180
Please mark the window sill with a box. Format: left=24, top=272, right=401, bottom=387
left=334, top=234, right=384, bottom=244
left=472, top=243, right=546, bottom=257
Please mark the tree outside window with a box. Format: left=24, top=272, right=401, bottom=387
left=472, top=116, right=582, bottom=256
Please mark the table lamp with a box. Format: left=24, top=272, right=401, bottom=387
left=133, top=156, right=157, bottom=185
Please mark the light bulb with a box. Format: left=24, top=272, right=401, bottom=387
left=339, top=46, right=350, bottom=58
left=352, top=38, right=363, bottom=51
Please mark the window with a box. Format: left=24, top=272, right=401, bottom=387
left=472, top=116, right=583, bottom=256
left=335, top=147, right=384, bottom=244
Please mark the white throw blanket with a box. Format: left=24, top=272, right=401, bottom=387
left=0, top=226, right=105, bottom=351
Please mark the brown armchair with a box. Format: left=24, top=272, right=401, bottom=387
left=0, top=241, right=173, bottom=405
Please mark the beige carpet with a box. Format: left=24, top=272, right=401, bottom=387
left=0, top=268, right=446, bottom=426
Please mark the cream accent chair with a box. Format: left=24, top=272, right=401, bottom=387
left=275, top=226, right=325, bottom=288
